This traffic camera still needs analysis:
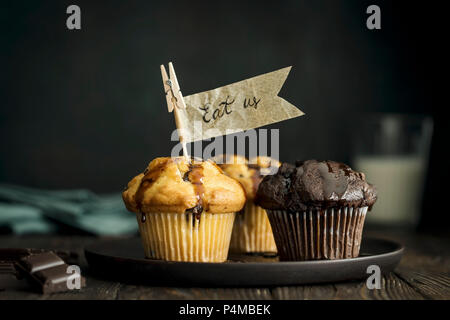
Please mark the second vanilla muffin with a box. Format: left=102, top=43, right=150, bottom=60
left=122, top=157, right=246, bottom=262
left=214, top=155, right=280, bottom=254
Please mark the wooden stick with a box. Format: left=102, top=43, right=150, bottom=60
left=160, top=63, right=189, bottom=159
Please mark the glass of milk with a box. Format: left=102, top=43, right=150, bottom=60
left=352, top=114, right=433, bottom=229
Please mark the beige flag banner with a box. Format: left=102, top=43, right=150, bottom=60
left=178, top=66, right=304, bottom=142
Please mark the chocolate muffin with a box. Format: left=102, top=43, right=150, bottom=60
left=256, top=160, right=377, bottom=261
left=122, top=157, right=246, bottom=262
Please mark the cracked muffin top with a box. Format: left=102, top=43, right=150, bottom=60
left=212, top=155, right=281, bottom=200
left=122, top=157, right=246, bottom=214
left=255, top=160, right=377, bottom=211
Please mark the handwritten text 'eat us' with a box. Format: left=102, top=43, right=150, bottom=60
left=199, top=96, right=261, bottom=123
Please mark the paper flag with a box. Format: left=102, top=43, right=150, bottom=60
left=178, top=66, right=304, bottom=142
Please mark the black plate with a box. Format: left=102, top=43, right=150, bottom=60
left=84, top=237, right=403, bottom=286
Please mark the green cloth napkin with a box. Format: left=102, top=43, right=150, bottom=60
left=0, top=184, right=137, bottom=235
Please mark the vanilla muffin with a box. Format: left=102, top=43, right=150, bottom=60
left=122, top=157, right=246, bottom=262
left=213, top=155, right=280, bottom=254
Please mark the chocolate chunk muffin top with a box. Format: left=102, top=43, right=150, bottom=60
left=122, top=157, right=246, bottom=214
left=255, top=160, right=377, bottom=211
left=212, top=154, right=280, bottom=200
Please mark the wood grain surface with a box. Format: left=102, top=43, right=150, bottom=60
left=1, top=230, right=448, bottom=300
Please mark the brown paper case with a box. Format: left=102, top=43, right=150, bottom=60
left=267, top=207, right=368, bottom=261
left=136, top=211, right=235, bottom=262
left=229, top=203, right=277, bottom=253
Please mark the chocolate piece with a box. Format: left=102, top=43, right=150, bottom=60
left=0, top=249, right=47, bottom=277
left=0, top=262, right=16, bottom=275
left=256, top=160, right=377, bottom=211
left=19, top=252, right=65, bottom=273
left=0, top=248, right=47, bottom=262
left=34, top=264, right=80, bottom=294
left=15, top=252, right=85, bottom=294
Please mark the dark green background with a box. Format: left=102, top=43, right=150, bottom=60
left=0, top=1, right=444, bottom=230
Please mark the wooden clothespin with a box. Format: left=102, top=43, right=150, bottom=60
left=160, top=62, right=189, bottom=159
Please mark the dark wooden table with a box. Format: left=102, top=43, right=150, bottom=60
left=1, top=230, right=449, bottom=300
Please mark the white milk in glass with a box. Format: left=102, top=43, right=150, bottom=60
left=353, top=155, right=426, bottom=227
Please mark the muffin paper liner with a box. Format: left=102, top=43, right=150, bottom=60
left=267, top=207, right=368, bottom=260
left=230, top=203, right=277, bottom=253
left=136, top=211, right=235, bottom=262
